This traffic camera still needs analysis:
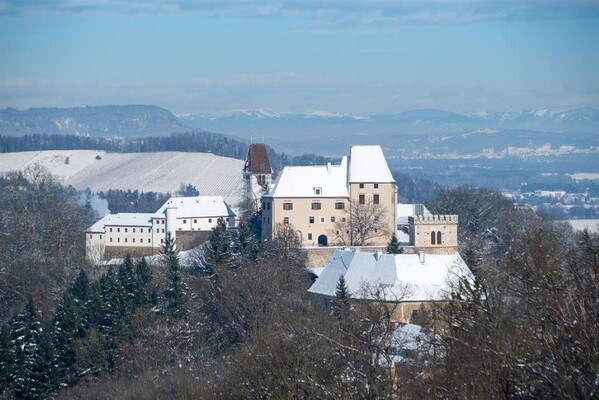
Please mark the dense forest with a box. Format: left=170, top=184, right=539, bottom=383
left=0, top=170, right=597, bottom=399
left=0, top=132, right=337, bottom=171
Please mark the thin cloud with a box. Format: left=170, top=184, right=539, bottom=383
left=2, top=0, right=599, bottom=23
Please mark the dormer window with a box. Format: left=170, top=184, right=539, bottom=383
left=314, top=187, right=322, bottom=195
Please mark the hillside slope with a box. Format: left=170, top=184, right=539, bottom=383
left=0, top=105, right=189, bottom=137
left=0, top=150, right=245, bottom=205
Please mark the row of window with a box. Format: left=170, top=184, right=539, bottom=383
left=358, top=183, right=379, bottom=189
left=280, top=202, right=346, bottom=211
left=358, top=194, right=380, bottom=204
left=109, top=227, right=151, bottom=233
left=431, top=231, right=443, bottom=245
left=109, top=237, right=150, bottom=244
left=282, top=216, right=347, bottom=225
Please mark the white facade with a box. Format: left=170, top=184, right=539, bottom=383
left=85, top=195, right=236, bottom=260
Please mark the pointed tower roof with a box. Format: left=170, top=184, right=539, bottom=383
left=244, top=143, right=272, bottom=175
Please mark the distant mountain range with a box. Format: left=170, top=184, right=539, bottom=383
left=0, top=105, right=187, bottom=137
left=1, top=105, right=597, bottom=156
left=178, top=107, right=599, bottom=155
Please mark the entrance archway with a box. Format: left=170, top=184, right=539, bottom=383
left=318, top=234, right=328, bottom=246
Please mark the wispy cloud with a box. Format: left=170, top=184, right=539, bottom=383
left=2, top=0, right=599, bottom=23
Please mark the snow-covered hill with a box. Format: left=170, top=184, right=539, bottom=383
left=0, top=150, right=245, bottom=205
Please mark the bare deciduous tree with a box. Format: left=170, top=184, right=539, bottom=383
left=331, top=198, right=389, bottom=246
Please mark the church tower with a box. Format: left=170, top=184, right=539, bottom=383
left=243, top=143, right=273, bottom=207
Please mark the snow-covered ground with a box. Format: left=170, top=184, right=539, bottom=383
left=0, top=150, right=246, bottom=205
left=565, top=219, right=599, bottom=232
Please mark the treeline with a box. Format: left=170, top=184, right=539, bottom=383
left=0, top=132, right=338, bottom=170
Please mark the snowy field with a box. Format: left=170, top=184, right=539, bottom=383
left=565, top=219, right=599, bottom=232
left=0, top=150, right=245, bottom=205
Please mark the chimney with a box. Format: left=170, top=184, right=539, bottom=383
left=327, top=162, right=332, bottom=174
left=418, top=251, right=425, bottom=264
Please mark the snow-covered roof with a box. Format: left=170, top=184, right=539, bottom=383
left=349, top=146, right=394, bottom=183
left=397, top=204, right=432, bottom=225
left=154, top=195, right=236, bottom=218
left=266, top=157, right=349, bottom=198
left=308, top=249, right=472, bottom=302
left=86, top=213, right=154, bottom=233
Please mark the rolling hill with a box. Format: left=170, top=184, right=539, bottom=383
left=0, top=150, right=246, bottom=206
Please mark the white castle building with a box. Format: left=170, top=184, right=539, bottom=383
left=86, top=195, right=236, bottom=261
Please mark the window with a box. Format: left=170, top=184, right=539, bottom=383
left=124, top=238, right=127, bottom=243
left=437, top=231, right=442, bottom=244
left=262, top=202, right=266, bottom=210
left=156, top=228, right=159, bottom=233
left=359, top=183, right=364, bottom=189
left=314, top=187, right=322, bottom=195
left=283, top=217, right=289, bottom=225
left=431, top=231, right=436, bottom=245
left=320, top=217, right=325, bottom=223
left=132, top=238, right=135, bottom=243
left=110, top=227, right=113, bottom=232
left=125, top=228, right=128, bottom=233
left=335, top=202, right=345, bottom=210
left=311, top=202, right=321, bottom=210
left=309, top=216, right=315, bottom=224
left=331, top=216, right=336, bottom=223
left=161, top=239, right=164, bottom=244
left=194, top=219, right=197, bottom=224
left=359, top=194, right=365, bottom=204
left=283, top=202, right=293, bottom=210
left=373, top=194, right=380, bottom=204
left=342, top=217, right=346, bottom=222
left=183, top=219, right=187, bottom=224
left=110, top=238, right=113, bottom=243
left=117, top=238, right=120, bottom=243
left=89, top=234, right=92, bottom=239
left=267, top=202, right=271, bottom=210
left=117, top=228, right=120, bottom=233
left=374, top=183, right=379, bottom=189
left=100, top=235, right=102, bottom=239
left=209, top=218, right=212, bottom=223
left=308, top=233, right=313, bottom=240
left=162, top=229, right=165, bottom=233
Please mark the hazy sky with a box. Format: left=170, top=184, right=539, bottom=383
left=1, top=1, right=598, bottom=114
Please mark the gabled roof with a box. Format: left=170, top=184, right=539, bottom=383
left=154, top=195, right=236, bottom=219
left=349, top=145, right=395, bottom=183
left=244, top=143, right=272, bottom=175
left=265, top=157, right=349, bottom=198
left=86, top=213, right=154, bottom=233
left=308, top=249, right=473, bottom=302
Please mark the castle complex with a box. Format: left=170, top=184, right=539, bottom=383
left=85, top=143, right=460, bottom=261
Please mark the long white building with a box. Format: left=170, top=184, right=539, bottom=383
left=86, top=195, right=236, bottom=261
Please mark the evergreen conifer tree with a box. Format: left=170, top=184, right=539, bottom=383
left=199, top=219, right=234, bottom=277
left=233, top=220, right=257, bottom=266
left=333, top=275, right=352, bottom=319
left=70, top=269, right=89, bottom=303
left=10, top=299, right=54, bottom=399
left=162, top=233, right=187, bottom=318
left=118, top=255, right=138, bottom=311
left=386, top=233, right=404, bottom=254
left=0, top=324, right=12, bottom=395
left=135, top=257, right=152, bottom=306
left=51, top=293, right=80, bottom=387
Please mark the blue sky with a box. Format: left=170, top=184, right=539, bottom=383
left=0, top=1, right=598, bottom=114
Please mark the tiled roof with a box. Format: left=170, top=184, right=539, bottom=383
left=245, top=143, right=272, bottom=175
